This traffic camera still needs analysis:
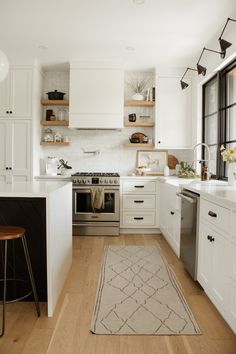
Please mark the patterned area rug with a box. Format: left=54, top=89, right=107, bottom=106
left=90, top=245, right=201, bottom=335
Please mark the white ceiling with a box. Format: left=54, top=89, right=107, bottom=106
left=1, top=0, right=236, bottom=69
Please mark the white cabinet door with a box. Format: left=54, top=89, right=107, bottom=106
left=70, top=67, right=124, bottom=129
left=0, top=120, right=9, bottom=182
left=198, top=223, right=213, bottom=289
left=156, top=76, right=192, bottom=149
left=0, top=68, right=32, bottom=118
left=0, top=120, right=31, bottom=182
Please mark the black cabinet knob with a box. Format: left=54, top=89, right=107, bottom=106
left=170, top=211, right=175, bottom=215
left=6, top=167, right=8, bottom=170
left=158, top=141, right=161, bottom=144
left=6, top=111, right=9, bottom=114
left=9, top=167, right=12, bottom=170
left=9, top=111, right=12, bottom=114
left=208, top=210, right=217, bottom=218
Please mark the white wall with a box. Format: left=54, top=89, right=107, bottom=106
left=37, top=70, right=193, bottom=175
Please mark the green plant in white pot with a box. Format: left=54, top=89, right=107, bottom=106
left=58, top=159, right=72, bottom=176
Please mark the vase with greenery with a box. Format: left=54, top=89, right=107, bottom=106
left=58, top=159, right=72, bottom=175
left=126, top=77, right=149, bottom=101
left=220, top=145, right=236, bottom=185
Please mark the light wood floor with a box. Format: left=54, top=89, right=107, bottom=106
left=0, top=234, right=235, bottom=354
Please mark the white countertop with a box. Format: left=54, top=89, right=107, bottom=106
left=0, top=181, right=72, bottom=198
left=35, top=175, right=72, bottom=180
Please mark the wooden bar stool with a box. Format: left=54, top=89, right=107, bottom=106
left=0, top=226, right=40, bottom=337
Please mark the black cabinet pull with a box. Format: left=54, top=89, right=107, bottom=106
left=134, top=200, right=144, bottom=203
left=134, top=185, right=144, bottom=188
left=208, top=210, right=217, bottom=218
left=9, top=111, right=12, bottom=114
left=9, top=167, right=12, bottom=170
left=207, top=235, right=211, bottom=240
left=6, top=111, right=9, bottom=114
left=170, top=211, right=175, bottom=215
left=207, top=235, right=215, bottom=242
left=134, top=217, right=144, bottom=220
left=158, top=141, right=161, bottom=144
left=6, top=167, right=8, bottom=170
left=210, top=237, right=215, bottom=242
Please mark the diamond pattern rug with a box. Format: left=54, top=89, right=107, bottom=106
left=90, top=245, right=201, bottom=335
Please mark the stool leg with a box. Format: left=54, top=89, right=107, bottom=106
left=0, top=240, right=7, bottom=337
left=21, top=236, right=40, bottom=317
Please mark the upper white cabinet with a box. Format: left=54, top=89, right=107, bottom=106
left=0, top=67, right=32, bottom=118
left=0, top=120, right=32, bottom=183
left=69, top=64, right=124, bottom=129
left=156, top=76, right=192, bottom=149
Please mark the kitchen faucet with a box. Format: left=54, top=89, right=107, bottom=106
left=193, top=143, right=211, bottom=180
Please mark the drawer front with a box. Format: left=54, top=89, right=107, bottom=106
left=230, top=242, right=236, bottom=284
left=122, top=181, right=156, bottom=194
left=200, top=199, right=230, bottom=234
left=231, top=211, right=236, bottom=241
left=123, top=212, right=156, bottom=226
left=123, top=195, right=156, bottom=209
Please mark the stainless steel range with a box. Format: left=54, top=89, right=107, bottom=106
left=72, top=172, right=120, bottom=236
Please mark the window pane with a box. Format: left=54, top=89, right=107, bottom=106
left=204, top=114, right=218, bottom=145
left=204, top=78, right=217, bottom=115
left=209, top=145, right=217, bottom=176
left=226, top=67, right=236, bottom=106
left=226, top=105, right=236, bottom=141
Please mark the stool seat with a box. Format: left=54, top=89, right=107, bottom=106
left=0, top=226, right=25, bottom=240
left=0, top=225, right=40, bottom=337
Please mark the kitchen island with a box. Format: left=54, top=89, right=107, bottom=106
left=0, top=181, right=72, bottom=316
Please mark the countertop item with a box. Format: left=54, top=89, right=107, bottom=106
left=47, top=90, right=65, bottom=100
left=168, top=155, right=179, bottom=169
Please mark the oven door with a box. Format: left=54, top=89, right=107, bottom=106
left=73, top=187, right=120, bottom=222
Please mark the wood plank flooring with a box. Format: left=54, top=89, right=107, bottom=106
left=0, top=234, right=235, bottom=354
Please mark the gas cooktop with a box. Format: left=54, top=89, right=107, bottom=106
left=71, top=172, right=120, bottom=177
left=71, top=172, right=120, bottom=186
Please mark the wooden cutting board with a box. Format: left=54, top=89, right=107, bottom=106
left=168, top=155, right=179, bottom=169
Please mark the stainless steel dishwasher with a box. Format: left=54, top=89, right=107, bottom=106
left=177, top=189, right=200, bottom=280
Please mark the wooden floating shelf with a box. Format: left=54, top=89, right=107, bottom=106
left=124, top=100, right=155, bottom=107
left=124, top=121, right=155, bottom=127
left=40, top=120, right=69, bottom=126
left=40, top=142, right=70, bottom=146
left=124, top=143, right=155, bottom=148
left=41, top=99, right=69, bottom=106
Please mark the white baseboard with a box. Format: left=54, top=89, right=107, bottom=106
left=120, top=228, right=161, bottom=234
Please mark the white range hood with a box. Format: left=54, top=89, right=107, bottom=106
left=69, top=62, right=124, bottom=129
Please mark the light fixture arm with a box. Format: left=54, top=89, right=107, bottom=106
left=180, top=67, right=197, bottom=81
left=219, top=17, right=236, bottom=40
left=203, top=47, right=223, bottom=55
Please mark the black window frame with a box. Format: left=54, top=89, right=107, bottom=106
left=202, top=58, right=236, bottom=180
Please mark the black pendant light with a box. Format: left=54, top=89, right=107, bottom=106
left=197, top=64, right=207, bottom=76
left=180, top=67, right=197, bottom=90
left=218, top=18, right=236, bottom=55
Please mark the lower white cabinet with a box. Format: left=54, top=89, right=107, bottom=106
left=198, top=198, right=236, bottom=334
left=120, top=177, right=159, bottom=229
left=0, top=119, right=31, bottom=183
left=159, top=182, right=181, bottom=257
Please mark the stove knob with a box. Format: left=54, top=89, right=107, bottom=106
left=114, top=179, right=118, bottom=184
left=82, top=179, right=86, bottom=184
left=109, top=179, right=114, bottom=184
left=72, top=179, right=77, bottom=183
left=104, top=179, right=108, bottom=184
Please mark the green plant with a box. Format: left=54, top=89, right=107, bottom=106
left=126, top=77, right=149, bottom=94
left=58, top=159, right=72, bottom=169
left=178, top=161, right=198, bottom=178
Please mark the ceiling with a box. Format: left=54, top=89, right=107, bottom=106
left=1, top=0, right=236, bottom=70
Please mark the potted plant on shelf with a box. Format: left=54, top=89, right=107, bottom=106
left=126, top=77, right=149, bottom=101
left=58, top=159, right=72, bottom=176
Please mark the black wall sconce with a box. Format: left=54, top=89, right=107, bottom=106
left=219, top=17, right=236, bottom=55
left=180, top=67, right=197, bottom=90
left=196, top=47, right=224, bottom=77
left=180, top=16, right=236, bottom=90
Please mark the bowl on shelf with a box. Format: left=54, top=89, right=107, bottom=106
left=129, top=137, right=140, bottom=143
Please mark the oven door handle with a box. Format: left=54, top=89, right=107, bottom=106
left=176, top=192, right=196, bottom=204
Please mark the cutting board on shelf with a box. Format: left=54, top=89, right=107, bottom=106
left=168, top=155, right=179, bottom=169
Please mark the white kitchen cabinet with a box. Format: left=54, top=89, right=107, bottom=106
left=0, top=120, right=31, bottom=183
left=155, top=76, right=192, bottom=149
left=159, top=182, right=181, bottom=256
left=69, top=64, right=124, bottom=129
left=0, top=67, right=32, bottom=118
left=120, top=177, right=159, bottom=230
left=198, top=222, right=229, bottom=309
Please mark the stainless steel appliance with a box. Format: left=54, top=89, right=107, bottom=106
left=177, top=189, right=200, bottom=280
left=72, top=172, right=120, bottom=236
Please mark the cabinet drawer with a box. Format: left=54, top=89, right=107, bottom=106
left=122, top=181, right=156, bottom=194
left=123, top=195, right=156, bottom=209
left=123, top=212, right=156, bottom=226
left=230, top=243, right=236, bottom=284
left=200, top=199, right=230, bottom=234
left=231, top=211, right=236, bottom=241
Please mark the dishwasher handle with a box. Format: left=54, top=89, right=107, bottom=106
left=176, top=192, right=197, bottom=204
